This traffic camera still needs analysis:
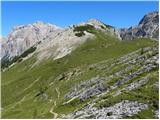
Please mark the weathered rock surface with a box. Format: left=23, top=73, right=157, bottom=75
left=154, top=110, right=159, bottom=119
left=113, top=76, right=149, bottom=97
left=35, top=28, right=94, bottom=63
left=80, top=19, right=122, bottom=39
left=65, top=46, right=158, bottom=101
left=1, top=21, right=62, bottom=59
left=120, top=11, right=159, bottom=40
left=65, top=77, right=107, bottom=101
left=65, top=100, right=148, bottom=119
left=62, top=45, right=158, bottom=119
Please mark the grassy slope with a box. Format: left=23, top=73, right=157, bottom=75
left=1, top=30, right=158, bottom=118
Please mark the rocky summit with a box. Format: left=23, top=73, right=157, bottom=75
left=120, top=11, right=159, bottom=40
left=1, top=11, right=159, bottom=119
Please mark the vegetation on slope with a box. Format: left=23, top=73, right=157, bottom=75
left=73, top=24, right=95, bottom=37
left=1, top=30, right=158, bottom=118
left=1, top=46, right=36, bottom=69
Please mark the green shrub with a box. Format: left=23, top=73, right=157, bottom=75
left=1, top=59, right=10, bottom=69
left=73, top=24, right=94, bottom=32
left=104, top=24, right=113, bottom=29
left=107, top=112, right=113, bottom=116
left=1, top=46, right=36, bottom=69
left=75, top=32, right=85, bottom=37
left=17, top=58, right=23, bottom=63
left=20, top=46, right=36, bottom=58
left=101, top=25, right=106, bottom=29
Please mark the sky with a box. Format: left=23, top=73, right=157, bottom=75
left=1, top=1, right=159, bottom=36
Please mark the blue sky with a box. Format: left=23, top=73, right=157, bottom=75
left=1, top=1, right=159, bottom=36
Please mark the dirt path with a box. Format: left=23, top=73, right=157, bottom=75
left=62, top=96, right=78, bottom=105
left=49, top=105, right=58, bottom=119
left=56, top=88, right=60, bottom=99
left=23, top=78, right=40, bottom=92
left=49, top=87, right=60, bottom=118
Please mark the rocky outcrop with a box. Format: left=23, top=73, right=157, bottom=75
left=120, top=11, right=159, bottom=40
left=65, top=77, right=107, bottom=102
left=154, top=110, right=159, bottom=119
left=113, top=76, right=149, bottom=97
left=64, top=45, right=158, bottom=103
left=1, top=21, right=62, bottom=60
left=78, top=19, right=122, bottom=39
left=65, top=100, right=148, bottom=119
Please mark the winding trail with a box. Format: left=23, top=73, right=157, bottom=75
left=62, top=96, right=78, bottom=105
left=49, top=105, right=58, bottom=119
left=23, top=78, right=40, bottom=92
left=49, top=87, right=60, bottom=119
left=56, top=88, right=60, bottom=99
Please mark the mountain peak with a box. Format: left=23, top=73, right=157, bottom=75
left=139, top=11, right=159, bottom=25
left=86, top=18, right=104, bottom=26
left=77, top=18, right=103, bottom=27
left=33, top=21, right=62, bottom=30
left=120, top=11, right=159, bottom=40
left=12, top=21, right=62, bottom=32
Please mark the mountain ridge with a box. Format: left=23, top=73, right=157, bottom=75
left=1, top=11, right=159, bottom=66
left=1, top=11, right=159, bottom=119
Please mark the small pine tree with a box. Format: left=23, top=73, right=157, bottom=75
left=140, top=48, right=144, bottom=55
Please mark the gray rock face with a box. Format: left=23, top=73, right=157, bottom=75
left=64, top=45, right=158, bottom=104
left=74, top=18, right=122, bottom=40
left=85, top=19, right=122, bottom=40
left=1, top=21, right=62, bottom=59
left=65, top=100, right=148, bottom=119
left=154, top=110, right=159, bottom=119
left=113, top=76, right=149, bottom=97
left=120, top=11, right=159, bottom=40
left=65, top=77, right=108, bottom=102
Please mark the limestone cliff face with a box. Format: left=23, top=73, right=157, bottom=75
left=120, top=11, right=159, bottom=40
left=1, top=21, right=62, bottom=60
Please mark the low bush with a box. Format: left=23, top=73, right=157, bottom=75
left=75, top=32, right=85, bottom=37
